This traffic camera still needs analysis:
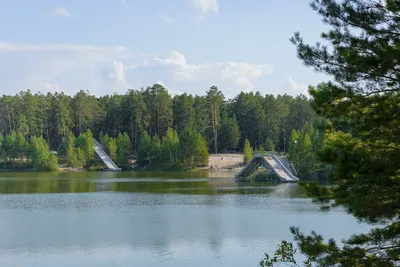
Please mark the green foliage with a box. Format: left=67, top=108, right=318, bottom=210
left=257, top=145, right=266, bottom=153
left=136, top=127, right=209, bottom=170
left=260, top=240, right=304, bottom=267
left=123, top=89, right=149, bottom=151
left=288, top=126, right=324, bottom=179
left=173, top=93, right=195, bottom=135
left=0, top=135, right=3, bottom=161
left=243, top=139, right=253, bottom=164
left=74, top=148, right=86, bottom=169
left=143, top=84, right=173, bottom=138
left=63, top=131, right=76, bottom=167
left=3, top=132, right=18, bottom=161
left=100, top=133, right=117, bottom=161
left=75, top=129, right=95, bottom=165
left=137, top=132, right=152, bottom=166
left=206, top=86, right=224, bottom=154
left=264, top=138, right=275, bottom=152
left=116, top=132, right=131, bottom=165
left=219, top=113, right=240, bottom=152
left=151, top=135, right=161, bottom=161
left=0, top=81, right=318, bottom=157
left=233, top=92, right=266, bottom=149
left=179, top=127, right=197, bottom=168
left=160, top=128, right=180, bottom=168
left=15, top=133, right=27, bottom=161
left=179, top=127, right=209, bottom=168
left=29, top=136, right=58, bottom=171
left=264, top=0, right=400, bottom=265
left=194, top=132, right=209, bottom=167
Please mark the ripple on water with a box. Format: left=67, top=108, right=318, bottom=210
left=0, top=176, right=368, bottom=267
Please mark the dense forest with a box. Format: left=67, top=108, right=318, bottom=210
left=0, top=84, right=325, bottom=173
left=0, top=85, right=320, bottom=151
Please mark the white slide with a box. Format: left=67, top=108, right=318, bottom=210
left=264, top=155, right=299, bottom=182
left=93, top=139, right=121, bottom=171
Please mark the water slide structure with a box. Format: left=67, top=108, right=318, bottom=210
left=93, top=139, right=121, bottom=171
left=235, top=152, right=299, bottom=182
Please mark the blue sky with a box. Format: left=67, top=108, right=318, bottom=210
left=0, top=0, right=329, bottom=98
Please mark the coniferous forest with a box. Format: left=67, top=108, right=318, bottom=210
left=0, top=84, right=326, bottom=174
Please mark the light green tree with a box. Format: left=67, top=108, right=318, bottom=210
left=15, top=133, right=27, bottom=162
left=180, top=127, right=197, bottom=168
left=243, top=139, right=253, bottom=164
left=161, top=128, right=180, bottom=167
left=194, top=132, right=209, bottom=167
left=64, top=131, right=76, bottom=167
left=29, top=136, right=58, bottom=171
left=116, top=132, right=131, bottom=165
left=288, top=130, right=299, bottom=168
left=75, top=129, right=95, bottom=165
left=100, top=133, right=117, bottom=162
left=74, top=148, right=86, bottom=169
left=136, top=132, right=152, bottom=166
left=264, top=138, right=275, bottom=152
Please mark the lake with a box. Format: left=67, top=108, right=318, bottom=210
left=0, top=171, right=368, bottom=267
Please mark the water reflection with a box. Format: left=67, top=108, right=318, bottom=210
left=0, top=172, right=368, bottom=267
left=0, top=171, right=307, bottom=197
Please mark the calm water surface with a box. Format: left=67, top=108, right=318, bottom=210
left=0, top=171, right=368, bottom=267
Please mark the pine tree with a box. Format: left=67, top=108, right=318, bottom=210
left=15, top=133, right=27, bottom=162
left=74, top=148, right=86, bottom=169
left=243, top=139, right=253, bottom=164
left=179, top=127, right=197, bottom=168
left=75, top=129, right=95, bottom=165
left=264, top=138, right=275, bottom=152
left=262, top=0, right=400, bottom=265
left=137, top=132, right=152, bottom=166
left=161, top=128, right=180, bottom=167
left=29, top=136, right=58, bottom=171
left=64, top=131, right=76, bottom=167
left=116, top=132, right=131, bottom=165
left=288, top=130, right=299, bottom=168
left=194, top=132, right=209, bottom=167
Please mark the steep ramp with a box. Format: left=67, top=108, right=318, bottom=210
left=235, top=153, right=299, bottom=182
left=93, top=139, right=121, bottom=171
left=264, top=155, right=299, bottom=182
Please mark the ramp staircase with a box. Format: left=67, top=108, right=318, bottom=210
left=93, top=139, right=121, bottom=171
left=235, top=152, right=299, bottom=182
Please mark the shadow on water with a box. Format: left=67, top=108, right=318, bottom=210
left=0, top=171, right=307, bottom=197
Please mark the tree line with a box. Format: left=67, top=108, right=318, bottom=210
left=0, top=132, right=57, bottom=171
left=0, top=85, right=320, bottom=156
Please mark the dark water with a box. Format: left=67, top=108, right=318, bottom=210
left=0, top=171, right=368, bottom=267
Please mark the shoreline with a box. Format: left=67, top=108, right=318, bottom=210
left=0, top=154, right=246, bottom=173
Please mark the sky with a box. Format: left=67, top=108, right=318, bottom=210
left=0, top=0, right=330, bottom=98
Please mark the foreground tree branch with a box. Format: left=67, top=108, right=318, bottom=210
left=262, top=0, right=400, bottom=266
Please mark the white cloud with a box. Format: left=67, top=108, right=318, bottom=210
left=108, top=61, right=130, bottom=87
left=0, top=42, right=132, bottom=95
left=153, top=50, right=273, bottom=93
left=54, top=7, right=71, bottom=17
left=0, top=42, right=274, bottom=97
left=188, top=0, right=219, bottom=14
left=288, top=77, right=309, bottom=95
left=159, top=12, right=173, bottom=23
left=44, top=81, right=60, bottom=92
